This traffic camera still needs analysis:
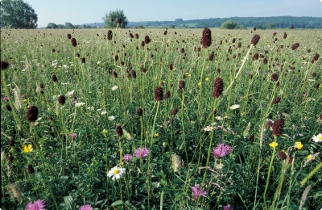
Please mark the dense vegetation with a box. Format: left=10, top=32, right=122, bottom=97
left=1, top=28, right=321, bottom=210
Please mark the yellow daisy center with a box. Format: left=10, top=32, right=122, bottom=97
left=113, top=169, right=119, bottom=175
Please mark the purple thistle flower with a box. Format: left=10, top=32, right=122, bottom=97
left=223, top=204, right=234, bottom=210
left=26, top=199, right=46, bottom=210
left=191, top=184, right=206, bottom=200
left=134, top=147, right=150, bottom=159
left=123, top=154, right=133, bottom=162
left=79, top=204, right=92, bottom=210
left=212, top=143, right=232, bottom=158
left=3, top=96, right=9, bottom=101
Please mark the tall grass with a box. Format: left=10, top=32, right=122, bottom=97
left=1, top=28, right=321, bottom=210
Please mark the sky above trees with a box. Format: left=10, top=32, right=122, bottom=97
left=24, top=0, right=322, bottom=27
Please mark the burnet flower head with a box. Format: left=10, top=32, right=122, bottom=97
left=107, top=166, right=125, bottom=181
left=26, top=199, right=46, bottom=210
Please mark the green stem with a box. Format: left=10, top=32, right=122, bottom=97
left=263, top=135, right=278, bottom=207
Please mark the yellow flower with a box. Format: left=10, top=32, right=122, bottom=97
left=198, top=82, right=202, bottom=86
left=306, top=154, right=313, bottom=160
left=102, top=129, right=108, bottom=135
left=154, top=133, right=159, bottom=138
left=186, top=73, right=191, bottom=77
left=269, top=142, right=278, bottom=148
left=23, top=144, right=33, bottom=153
left=22, top=99, right=27, bottom=103
left=205, top=77, right=209, bottom=81
left=294, top=141, right=303, bottom=150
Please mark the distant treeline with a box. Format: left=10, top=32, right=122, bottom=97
left=126, top=16, right=322, bottom=29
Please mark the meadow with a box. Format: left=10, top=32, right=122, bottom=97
left=1, top=27, right=321, bottom=210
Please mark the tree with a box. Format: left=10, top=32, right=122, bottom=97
left=220, top=20, right=238, bottom=29
left=64, top=22, right=74, bottom=29
left=0, top=0, right=38, bottom=28
left=102, top=9, right=128, bottom=28
left=47, top=23, right=58, bottom=29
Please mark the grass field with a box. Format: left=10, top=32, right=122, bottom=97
left=1, top=28, right=321, bottom=210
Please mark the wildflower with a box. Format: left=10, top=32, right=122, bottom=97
left=230, top=104, right=240, bottom=110
left=26, top=199, right=46, bottom=210
left=69, top=133, right=77, bottom=139
left=3, top=96, right=9, bottom=101
left=251, top=34, right=260, bottom=46
left=154, top=86, right=163, bottom=101
left=58, top=95, right=66, bottom=105
left=306, top=154, right=313, bottom=160
left=107, top=166, right=125, bottom=181
left=269, top=142, right=278, bottom=148
left=204, top=126, right=215, bottom=132
left=154, top=133, right=159, bottom=138
left=102, top=129, right=108, bottom=135
left=116, top=125, right=123, bottom=137
left=205, top=77, right=209, bottom=81
left=277, top=150, right=287, bottom=160
left=26, top=106, right=39, bottom=122
left=215, top=116, right=223, bottom=121
left=23, top=144, right=33, bottom=153
left=123, top=154, right=132, bottom=162
left=112, top=85, right=118, bottom=91
left=201, top=28, right=212, bottom=48
left=107, top=30, right=113, bottom=40
left=172, top=108, right=179, bottom=116
left=134, top=147, right=150, bottom=159
left=223, top=204, right=234, bottom=210
left=144, top=35, right=151, bottom=44
left=294, top=141, right=303, bottom=150
left=291, top=43, right=300, bottom=50
left=312, top=133, right=322, bottom=143
left=108, top=116, right=115, bottom=121
left=178, top=80, right=185, bottom=89
left=27, top=164, right=35, bottom=174
left=191, top=184, right=206, bottom=200
left=213, top=78, right=224, bottom=98
left=171, top=154, right=181, bottom=172
left=272, top=97, right=281, bottom=105
left=79, top=204, right=92, bottom=210
left=271, top=73, right=279, bottom=81
left=51, top=74, right=58, bottom=82
left=5, top=104, right=12, bottom=111
left=272, top=119, right=284, bottom=136
left=100, top=111, right=107, bottom=115
left=136, top=107, right=143, bottom=117
left=212, top=143, right=232, bottom=158
left=66, top=90, right=74, bottom=96
left=1, top=60, right=9, bottom=70
left=75, top=102, right=85, bottom=107
left=71, top=38, right=77, bottom=47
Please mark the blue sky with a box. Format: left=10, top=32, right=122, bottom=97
left=24, top=0, right=322, bottom=27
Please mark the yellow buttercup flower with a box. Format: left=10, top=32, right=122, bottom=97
left=205, top=77, right=209, bottom=81
left=23, top=144, right=33, bottom=153
left=269, top=142, right=278, bottom=148
left=154, top=133, right=159, bottom=138
left=294, top=141, right=303, bottom=150
left=306, top=154, right=313, bottom=160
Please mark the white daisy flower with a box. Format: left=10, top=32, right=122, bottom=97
left=112, top=85, right=118, bottom=91
left=101, top=111, right=107, bottom=115
left=215, top=116, right=223, bottom=121
left=75, top=102, right=85, bottom=107
left=230, top=104, right=240, bottom=110
left=203, top=126, right=215, bottom=132
left=107, top=166, right=125, bottom=181
left=108, top=116, right=115, bottom=121
left=312, top=133, right=322, bottom=143
left=66, top=90, right=74, bottom=96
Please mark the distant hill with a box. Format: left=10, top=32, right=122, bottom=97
left=81, top=16, right=322, bottom=29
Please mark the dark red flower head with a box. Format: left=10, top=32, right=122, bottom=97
left=1, top=61, right=9, bottom=70
left=291, top=43, right=300, bottom=50
left=272, top=119, right=284, bottom=137
left=26, top=106, right=39, bottom=122
left=116, top=125, right=123, bottom=137
left=251, top=34, right=260, bottom=46
left=201, top=28, right=212, bottom=48
left=213, top=78, right=224, bottom=98
left=154, top=86, right=163, bottom=101
left=71, top=38, right=77, bottom=47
